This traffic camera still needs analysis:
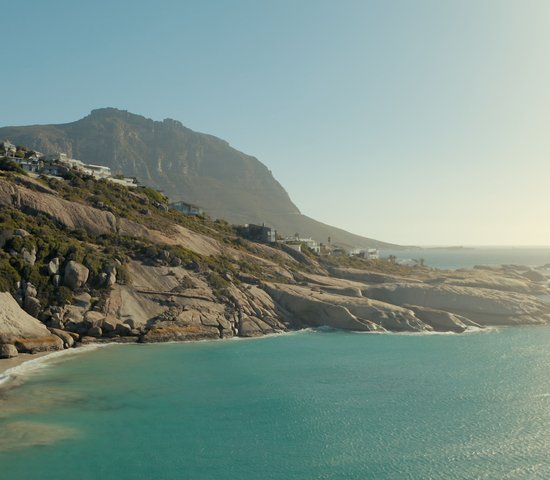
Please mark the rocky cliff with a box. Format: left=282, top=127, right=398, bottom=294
left=0, top=170, right=549, bottom=361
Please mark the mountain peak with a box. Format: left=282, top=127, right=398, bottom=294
left=87, top=107, right=152, bottom=124
left=89, top=107, right=128, bottom=117
left=0, top=110, right=397, bottom=248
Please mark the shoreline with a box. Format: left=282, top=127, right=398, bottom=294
left=1, top=323, right=547, bottom=391
left=0, top=353, right=50, bottom=379
left=0, top=344, right=109, bottom=391
left=0, top=331, right=291, bottom=390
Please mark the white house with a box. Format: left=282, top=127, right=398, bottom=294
left=366, top=248, right=379, bottom=260
left=350, top=248, right=379, bottom=260
left=1, top=140, right=16, bottom=157
left=107, top=177, right=138, bottom=188
left=84, top=164, right=112, bottom=179
left=47, top=153, right=87, bottom=171
left=284, top=236, right=321, bottom=254
left=285, top=243, right=302, bottom=253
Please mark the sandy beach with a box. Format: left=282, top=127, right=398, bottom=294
left=0, top=353, right=51, bottom=386
left=0, top=346, right=105, bottom=389
left=0, top=353, right=49, bottom=376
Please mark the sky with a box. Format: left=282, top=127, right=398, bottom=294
left=2, top=0, right=550, bottom=246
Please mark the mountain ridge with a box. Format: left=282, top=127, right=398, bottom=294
left=0, top=108, right=397, bottom=249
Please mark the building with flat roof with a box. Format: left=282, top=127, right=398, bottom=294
left=170, top=200, right=204, bottom=216
left=237, top=224, right=277, bottom=243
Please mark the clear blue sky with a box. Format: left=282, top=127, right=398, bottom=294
left=2, top=0, right=550, bottom=246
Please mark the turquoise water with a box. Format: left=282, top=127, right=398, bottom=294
left=2, top=327, right=550, bottom=479
left=380, top=247, right=550, bottom=270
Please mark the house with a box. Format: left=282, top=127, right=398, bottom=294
left=366, top=248, right=380, bottom=260
left=15, top=157, right=43, bottom=173
left=25, top=150, right=45, bottom=161
left=47, top=153, right=86, bottom=171
left=42, top=162, right=69, bottom=176
left=170, top=200, right=204, bottom=216
left=349, top=248, right=379, bottom=260
left=1, top=140, right=17, bottom=157
left=84, top=164, right=112, bottom=179
left=107, top=177, right=138, bottom=188
left=285, top=243, right=302, bottom=253
left=284, top=235, right=321, bottom=254
left=237, top=224, right=277, bottom=243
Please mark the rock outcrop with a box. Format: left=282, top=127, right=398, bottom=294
left=0, top=344, right=18, bottom=358
left=328, top=266, right=423, bottom=284
left=404, top=305, right=481, bottom=332
left=363, top=283, right=550, bottom=325
left=63, top=261, right=89, bottom=289
left=108, top=261, right=288, bottom=342
left=0, top=292, right=63, bottom=353
left=268, top=283, right=421, bottom=332
left=522, top=269, right=546, bottom=283
left=0, top=178, right=117, bottom=236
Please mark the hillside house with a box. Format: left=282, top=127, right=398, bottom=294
left=1, top=140, right=16, bottom=157
left=170, top=201, right=204, bottom=216
left=237, top=224, right=277, bottom=243
left=350, top=248, right=380, bottom=260
left=285, top=243, right=302, bottom=253
left=366, top=248, right=380, bottom=260
left=25, top=150, right=45, bottom=161
left=15, top=157, right=43, bottom=173
left=284, top=235, right=321, bottom=254
left=108, top=177, right=138, bottom=188
left=42, top=162, right=69, bottom=176
left=85, top=164, right=112, bottom=179
left=46, top=153, right=87, bottom=171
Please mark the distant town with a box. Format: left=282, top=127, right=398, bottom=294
left=1, top=139, right=379, bottom=259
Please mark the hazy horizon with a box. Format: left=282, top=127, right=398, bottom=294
left=394, top=245, right=550, bottom=249
left=2, top=0, right=550, bottom=246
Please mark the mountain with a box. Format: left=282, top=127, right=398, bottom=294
left=0, top=108, right=396, bottom=248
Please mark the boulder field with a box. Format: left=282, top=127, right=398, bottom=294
left=2, top=257, right=549, bottom=359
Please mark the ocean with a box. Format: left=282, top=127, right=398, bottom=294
left=2, top=327, right=550, bottom=479
left=380, top=246, right=550, bottom=270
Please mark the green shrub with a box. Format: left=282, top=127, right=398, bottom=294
left=0, top=158, right=26, bottom=174
left=57, top=286, right=73, bottom=305
left=140, top=186, right=167, bottom=205
left=207, top=271, right=229, bottom=290
left=116, top=265, right=131, bottom=285
left=0, top=256, right=21, bottom=292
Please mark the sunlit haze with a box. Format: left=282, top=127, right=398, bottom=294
left=2, top=0, right=550, bottom=246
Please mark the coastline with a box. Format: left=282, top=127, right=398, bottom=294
left=1, top=318, right=547, bottom=392
left=0, top=344, right=108, bottom=390
left=0, top=353, right=50, bottom=378
left=0, top=332, right=290, bottom=391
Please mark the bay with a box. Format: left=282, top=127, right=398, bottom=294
left=2, top=327, right=550, bottom=479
